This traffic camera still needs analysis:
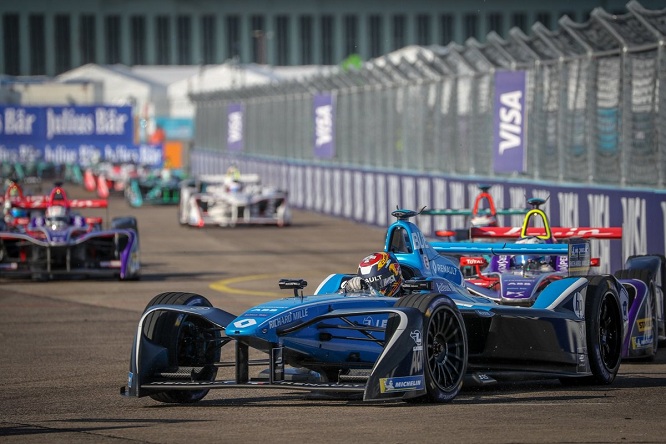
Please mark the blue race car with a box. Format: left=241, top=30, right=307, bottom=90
left=121, top=209, right=624, bottom=404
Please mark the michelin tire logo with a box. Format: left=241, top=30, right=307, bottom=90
left=379, top=375, right=425, bottom=393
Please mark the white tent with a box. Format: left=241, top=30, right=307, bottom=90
left=166, top=63, right=327, bottom=118
left=56, top=64, right=170, bottom=119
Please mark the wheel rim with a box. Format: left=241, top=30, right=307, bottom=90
left=427, top=307, right=466, bottom=391
left=598, top=293, right=622, bottom=370
left=173, top=315, right=219, bottom=383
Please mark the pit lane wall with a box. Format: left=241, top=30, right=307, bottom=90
left=191, top=150, right=666, bottom=274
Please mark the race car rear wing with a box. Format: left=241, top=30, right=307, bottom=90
left=470, top=226, right=622, bottom=239
left=432, top=240, right=594, bottom=276
left=11, top=185, right=108, bottom=210
left=468, top=204, right=622, bottom=240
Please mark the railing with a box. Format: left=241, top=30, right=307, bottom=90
left=191, top=1, right=666, bottom=189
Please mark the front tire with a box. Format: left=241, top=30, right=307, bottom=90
left=395, top=293, right=468, bottom=403
left=143, top=292, right=220, bottom=403
left=577, top=276, right=623, bottom=385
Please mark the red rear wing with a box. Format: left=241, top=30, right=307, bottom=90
left=14, top=197, right=108, bottom=209
left=69, top=199, right=108, bottom=209
left=470, top=226, right=622, bottom=239
left=11, top=185, right=108, bottom=210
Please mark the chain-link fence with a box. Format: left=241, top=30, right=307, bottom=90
left=191, top=0, right=666, bottom=189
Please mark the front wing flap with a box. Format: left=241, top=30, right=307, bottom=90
left=0, top=229, right=138, bottom=278
left=124, top=304, right=427, bottom=402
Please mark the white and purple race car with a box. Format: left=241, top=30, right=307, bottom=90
left=0, top=183, right=140, bottom=281
left=448, top=198, right=663, bottom=360
left=179, top=172, right=291, bottom=228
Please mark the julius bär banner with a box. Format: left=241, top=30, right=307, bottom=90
left=0, top=105, right=162, bottom=167
left=0, top=105, right=133, bottom=145
left=493, top=71, right=527, bottom=174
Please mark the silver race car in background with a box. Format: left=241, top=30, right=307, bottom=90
left=179, top=173, right=291, bottom=228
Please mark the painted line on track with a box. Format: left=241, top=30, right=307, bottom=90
left=209, top=273, right=285, bottom=297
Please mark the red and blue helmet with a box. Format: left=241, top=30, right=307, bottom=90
left=357, top=252, right=403, bottom=297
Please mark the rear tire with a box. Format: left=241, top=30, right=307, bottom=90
left=143, top=292, right=220, bottom=403
left=614, top=268, right=658, bottom=359
left=395, top=293, right=467, bottom=403
left=562, top=276, right=622, bottom=386
left=111, top=216, right=138, bottom=233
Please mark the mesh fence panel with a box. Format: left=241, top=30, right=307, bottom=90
left=626, top=52, right=658, bottom=186
left=190, top=3, right=666, bottom=189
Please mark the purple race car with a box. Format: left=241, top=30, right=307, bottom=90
left=445, top=198, right=663, bottom=360
left=0, top=184, right=140, bottom=281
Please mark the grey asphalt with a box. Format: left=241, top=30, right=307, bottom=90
left=1, top=190, right=665, bottom=443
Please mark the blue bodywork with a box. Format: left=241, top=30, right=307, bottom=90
left=123, top=209, right=624, bottom=404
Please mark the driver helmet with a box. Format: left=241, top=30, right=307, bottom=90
left=226, top=165, right=241, bottom=180
left=228, top=181, right=242, bottom=193
left=470, top=214, right=497, bottom=228
left=512, top=237, right=553, bottom=271
left=357, top=252, right=403, bottom=297
left=10, top=208, right=27, bottom=218
left=45, top=205, right=70, bottom=230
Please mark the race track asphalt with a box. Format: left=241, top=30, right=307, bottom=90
left=1, top=189, right=666, bottom=443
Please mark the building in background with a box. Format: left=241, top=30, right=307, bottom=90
left=3, top=0, right=665, bottom=77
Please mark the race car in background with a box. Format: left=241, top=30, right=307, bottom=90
left=84, top=162, right=142, bottom=198
left=178, top=172, right=291, bottom=227
left=124, top=168, right=185, bottom=208
left=447, top=197, right=663, bottom=360
left=421, top=184, right=528, bottom=240
left=1, top=180, right=39, bottom=232
left=122, top=209, right=624, bottom=405
left=0, top=183, right=140, bottom=281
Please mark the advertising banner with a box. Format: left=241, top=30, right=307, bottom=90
left=227, top=103, right=244, bottom=152
left=0, top=143, right=163, bottom=167
left=0, top=105, right=133, bottom=145
left=0, top=105, right=161, bottom=166
left=154, top=117, right=194, bottom=141
left=493, top=71, right=527, bottom=173
left=313, top=93, right=335, bottom=159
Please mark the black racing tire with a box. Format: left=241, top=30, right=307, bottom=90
left=112, top=216, right=140, bottom=281
left=562, top=276, right=622, bottom=386
left=394, top=293, right=467, bottom=403
left=624, top=254, right=666, bottom=344
left=111, top=216, right=138, bottom=232
left=111, top=216, right=139, bottom=241
left=143, top=292, right=220, bottom=403
left=614, top=268, right=658, bottom=359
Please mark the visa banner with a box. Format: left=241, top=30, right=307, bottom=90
left=313, top=93, right=335, bottom=159
left=227, top=103, right=244, bottom=152
left=493, top=71, right=527, bottom=173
